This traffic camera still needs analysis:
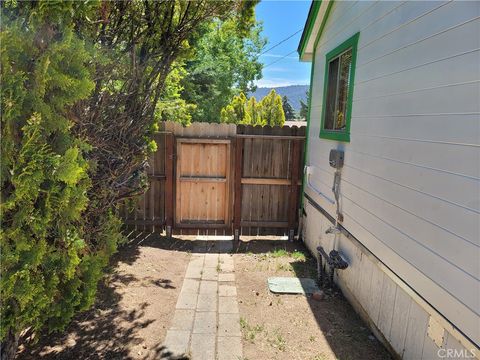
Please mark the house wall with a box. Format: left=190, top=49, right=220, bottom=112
left=302, top=203, right=476, bottom=359
left=303, top=0, right=480, bottom=356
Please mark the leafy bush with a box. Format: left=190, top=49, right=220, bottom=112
left=1, top=1, right=260, bottom=358
left=0, top=3, right=123, bottom=357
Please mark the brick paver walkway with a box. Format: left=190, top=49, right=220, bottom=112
left=162, top=241, right=242, bottom=360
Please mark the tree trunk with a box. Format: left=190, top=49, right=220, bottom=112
left=1, top=328, right=19, bottom=360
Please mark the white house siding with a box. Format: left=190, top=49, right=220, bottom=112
left=303, top=0, right=480, bottom=353
left=302, top=205, right=476, bottom=359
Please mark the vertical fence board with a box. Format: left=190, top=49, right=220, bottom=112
left=165, top=133, right=174, bottom=234
left=288, top=140, right=301, bottom=238
left=233, top=137, right=243, bottom=237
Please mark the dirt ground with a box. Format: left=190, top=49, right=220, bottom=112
left=235, top=239, right=392, bottom=360
left=17, top=235, right=392, bottom=360
left=17, top=233, right=192, bottom=360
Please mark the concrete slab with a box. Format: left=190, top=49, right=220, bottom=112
left=218, top=296, right=239, bottom=314
left=162, top=330, right=190, bottom=357
left=218, top=284, right=237, bottom=297
left=201, top=267, right=218, bottom=281
left=219, top=254, right=233, bottom=263
left=196, top=294, right=217, bottom=312
left=190, top=333, right=216, bottom=360
left=199, top=280, right=218, bottom=295
left=193, top=311, right=217, bottom=334
left=190, top=254, right=205, bottom=263
left=170, top=309, right=195, bottom=331
left=219, top=255, right=234, bottom=270
left=218, top=313, right=241, bottom=337
left=217, top=336, right=243, bottom=360
left=181, top=278, right=200, bottom=293
left=218, top=273, right=235, bottom=282
left=176, top=292, right=198, bottom=310
left=204, top=253, right=219, bottom=268
left=166, top=240, right=241, bottom=360
left=220, top=263, right=234, bottom=273
left=185, top=262, right=204, bottom=279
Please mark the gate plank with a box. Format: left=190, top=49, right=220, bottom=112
left=288, top=139, right=301, bottom=235
left=165, top=133, right=174, bottom=233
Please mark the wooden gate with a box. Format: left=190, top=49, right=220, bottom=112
left=176, top=139, right=231, bottom=228
left=121, top=121, right=305, bottom=238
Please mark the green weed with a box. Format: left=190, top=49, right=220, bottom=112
left=292, top=250, right=307, bottom=261
left=271, top=249, right=288, bottom=258
left=240, top=317, right=265, bottom=343
left=268, top=329, right=286, bottom=351
left=275, top=263, right=292, bottom=272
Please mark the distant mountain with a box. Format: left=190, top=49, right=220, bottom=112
left=249, top=85, right=309, bottom=114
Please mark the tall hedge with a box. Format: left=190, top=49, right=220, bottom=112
left=1, top=1, right=258, bottom=358
left=0, top=2, right=122, bottom=357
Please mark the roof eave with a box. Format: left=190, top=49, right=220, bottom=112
left=297, top=0, right=332, bottom=62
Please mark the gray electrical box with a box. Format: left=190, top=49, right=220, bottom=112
left=329, top=149, right=344, bottom=169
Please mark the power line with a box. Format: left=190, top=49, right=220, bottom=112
left=263, top=50, right=297, bottom=68
left=260, top=29, right=303, bottom=55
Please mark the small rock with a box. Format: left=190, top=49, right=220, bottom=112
left=269, top=301, right=273, bottom=306
left=312, top=291, right=325, bottom=301
left=255, top=291, right=259, bottom=296
left=142, top=344, right=147, bottom=349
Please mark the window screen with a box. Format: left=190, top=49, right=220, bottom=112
left=324, top=49, right=352, bottom=131
left=319, top=32, right=359, bottom=142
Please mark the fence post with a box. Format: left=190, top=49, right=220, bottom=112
left=165, top=133, right=174, bottom=239
left=233, top=137, right=243, bottom=242
left=288, top=139, right=301, bottom=241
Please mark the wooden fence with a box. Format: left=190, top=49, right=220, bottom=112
left=121, top=121, right=305, bottom=239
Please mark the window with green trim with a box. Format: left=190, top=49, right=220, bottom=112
left=320, top=33, right=359, bottom=142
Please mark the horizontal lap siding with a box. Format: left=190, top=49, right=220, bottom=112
left=306, top=0, right=480, bottom=344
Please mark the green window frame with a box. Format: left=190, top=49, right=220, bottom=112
left=319, top=32, right=359, bottom=142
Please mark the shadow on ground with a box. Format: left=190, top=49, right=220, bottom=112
left=18, top=232, right=390, bottom=360
left=233, top=237, right=392, bottom=360
left=17, top=233, right=188, bottom=360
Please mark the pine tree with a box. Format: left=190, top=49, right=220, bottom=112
left=299, top=90, right=310, bottom=120
left=246, top=97, right=263, bottom=125
left=282, top=96, right=296, bottom=121
left=220, top=90, right=286, bottom=126
left=220, top=105, right=238, bottom=124
left=260, top=89, right=286, bottom=126
left=220, top=93, right=250, bottom=124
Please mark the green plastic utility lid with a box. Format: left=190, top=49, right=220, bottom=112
left=268, top=277, right=319, bottom=295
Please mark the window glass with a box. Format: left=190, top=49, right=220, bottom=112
left=324, top=48, right=352, bottom=131
left=324, top=57, right=339, bottom=130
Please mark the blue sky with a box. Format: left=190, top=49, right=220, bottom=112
left=255, top=0, right=312, bottom=88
